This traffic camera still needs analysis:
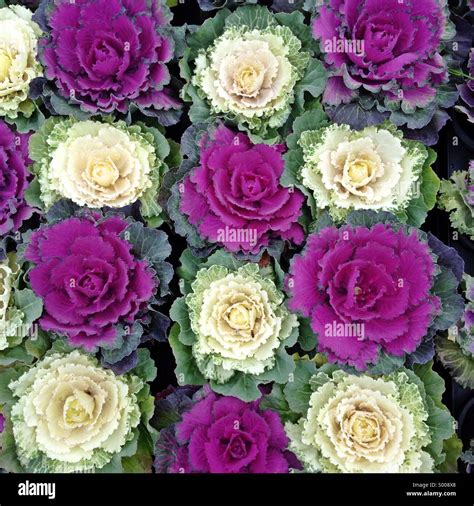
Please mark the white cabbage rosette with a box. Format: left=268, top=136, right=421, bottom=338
left=285, top=364, right=458, bottom=473
left=194, top=28, right=301, bottom=125
left=291, top=121, right=438, bottom=225
left=29, top=117, right=170, bottom=223
left=0, top=254, right=41, bottom=356
left=0, top=5, right=42, bottom=119
left=9, top=350, right=143, bottom=472
left=188, top=263, right=297, bottom=380
left=170, top=252, right=299, bottom=401
left=0, top=257, right=20, bottom=351
left=182, top=5, right=326, bottom=142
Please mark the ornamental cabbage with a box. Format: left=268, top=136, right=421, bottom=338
left=285, top=362, right=459, bottom=473
left=293, top=121, right=439, bottom=226
left=0, top=5, right=42, bottom=120
left=438, top=162, right=474, bottom=240
left=181, top=5, right=326, bottom=142
left=169, top=250, right=299, bottom=401
left=4, top=350, right=155, bottom=472
left=286, top=211, right=464, bottom=371
left=29, top=117, right=171, bottom=225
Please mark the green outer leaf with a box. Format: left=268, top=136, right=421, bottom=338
left=187, top=93, right=213, bottom=125
left=438, top=171, right=474, bottom=240
left=0, top=409, right=24, bottom=473
left=283, top=358, right=316, bottom=414
left=176, top=248, right=206, bottom=284
left=225, top=5, right=275, bottom=31
left=297, top=317, right=317, bottom=352
left=13, top=288, right=43, bottom=325
left=24, top=330, right=52, bottom=360
left=6, top=107, right=45, bottom=134
left=202, top=249, right=244, bottom=271
left=101, top=325, right=143, bottom=365
left=292, top=59, right=328, bottom=116
left=0, top=367, right=25, bottom=405
left=122, top=221, right=173, bottom=296
left=24, top=178, right=43, bottom=209
left=49, top=95, right=92, bottom=120
left=260, top=383, right=300, bottom=424
left=256, top=345, right=295, bottom=384
left=187, top=8, right=229, bottom=53
left=210, top=372, right=261, bottom=402
left=121, top=425, right=155, bottom=473
left=413, top=361, right=457, bottom=467
left=286, top=107, right=328, bottom=151
left=405, top=151, right=440, bottom=228
left=0, top=346, right=34, bottom=368
left=131, top=348, right=157, bottom=384
left=435, top=335, right=474, bottom=389
left=169, top=298, right=196, bottom=345
left=28, top=116, right=64, bottom=164
left=345, top=209, right=399, bottom=228
left=274, top=11, right=314, bottom=52
left=169, top=323, right=206, bottom=387
left=138, top=122, right=170, bottom=161
left=437, top=434, right=462, bottom=473
left=364, top=352, right=405, bottom=375
left=432, top=268, right=465, bottom=331
left=165, top=139, right=182, bottom=169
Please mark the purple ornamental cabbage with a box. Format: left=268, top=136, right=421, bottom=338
left=457, top=49, right=474, bottom=122
left=179, top=125, right=305, bottom=255
left=174, top=391, right=296, bottom=473
left=287, top=222, right=441, bottom=370
left=312, top=0, right=453, bottom=144
left=36, top=0, right=180, bottom=120
left=25, top=214, right=156, bottom=349
left=0, top=121, right=35, bottom=237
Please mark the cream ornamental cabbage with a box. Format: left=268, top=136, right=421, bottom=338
left=0, top=255, right=30, bottom=353
left=9, top=351, right=142, bottom=472
left=0, top=258, right=19, bottom=351
left=186, top=263, right=297, bottom=382
left=193, top=26, right=308, bottom=130
left=286, top=370, right=437, bottom=473
left=0, top=5, right=42, bottom=119
left=299, top=123, right=428, bottom=220
left=44, top=121, right=155, bottom=209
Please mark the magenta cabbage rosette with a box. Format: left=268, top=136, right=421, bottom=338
left=168, top=124, right=305, bottom=258
left=286, top=211, right=464, bottom=372
left=268, top=358, right=461, bottom=473
left=153, top=386, right=300, bottom=473
left=169, top=249, right=303, bottom=401
left=456, top=49, right=474, bottom=122
left=22, top=202, right=172, bottom=373
left=180, top=4, right=327, bottom=143
left=436, top=273, right=474, bottom=389
left=32, top=0, right=181, bottom=124
left=0, top=121, right=36, bottom=237
left=310, top=0, right=457, bottom=145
